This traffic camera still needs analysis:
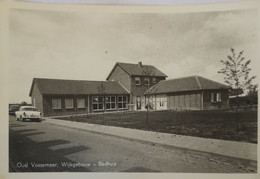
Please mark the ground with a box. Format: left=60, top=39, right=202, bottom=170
left=55, top=110, right=257, bottom=143
left=9, top=115, right=257, bottom=172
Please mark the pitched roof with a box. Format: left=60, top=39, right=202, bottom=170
left=145, top=75, right=230, bottom=95
left=29, top=78, right=129, bottom=96
left=106, top=62, right=167, bottom=80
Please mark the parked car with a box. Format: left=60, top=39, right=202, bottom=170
left=15, top=106, right=41, bottom=122
left=9, top=105, right=20, bottom=115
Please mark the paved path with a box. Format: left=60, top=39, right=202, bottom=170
left=43, top=118, right=257, bottom=161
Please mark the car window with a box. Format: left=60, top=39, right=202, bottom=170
left=20, top=108, right=38, bottom=111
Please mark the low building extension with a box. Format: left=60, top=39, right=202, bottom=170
left=144, top=75, right=230, bottom=110
left=29, top=78, right=129, bottom=117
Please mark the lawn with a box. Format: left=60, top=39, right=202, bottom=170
left=55, top=110, right=257, bottom=143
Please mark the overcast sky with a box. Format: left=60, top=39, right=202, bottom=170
left=9, top=8, right=259, bottom=103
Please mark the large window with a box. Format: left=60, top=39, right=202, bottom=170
left=52, top=99, right=61, bottom=109
left=144, top=77, right=150, bottom=86
left=65, top=99, right=74, bottom=109
left=77, top=98, right=85, bottom=109
left=118, top=96, right=128, bottom=109
left=211, top=93, right=221, bottom=102
left=135, top=77, right=141, bottom=85
left=106, top=96, right=116, bottom=110
left=93, top=96, right=104, bottom=111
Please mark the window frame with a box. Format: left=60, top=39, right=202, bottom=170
left=211, top=92, right=221, bottom=103
left=65, top=99, right=74, bottom=109
left=52, top=99, right=62, bottom=109
left=77, top=98, right=85, bottom=109
left=92, top=96, right=104, bottom=111
left=144, top=77, right=150, bottom=86
left=152, top=77, right=157, bottom=84
left=135, top=77, right=141, bottom=86
left=118, top=96, right=128, bottom=109
left=105, top=96, right=116, bottom=110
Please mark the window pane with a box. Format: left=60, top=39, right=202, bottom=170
left=123, top=96, right=127, bottom=102
left=98, top=97, right=103, bottom=102
left=77, top=98, right=85, bottom=108
left=118, top=103, right=123, bottom=108
left=111, top=97, right=116, bottom=102
left=65, top=99, right=73, bottom=109
left=93, top=104, right=98, bottom=110
left=98, top=104, right=103, bottom=109
left=106, top=103, right=111, bottom=109
left=118, top=96, right=122, bottom=102
left=52, top=99, right=61, bottom=109
left=123, top=103, right=126, bottom=108
left=106, top=97, right=110, bottom=102
left=111, top=103, right=116, bottom=109
left=93, top=97, right=98, bottom=103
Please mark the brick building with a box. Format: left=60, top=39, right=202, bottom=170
left=29, top=78, right=129, bottom=117
left=106, top=62, right=167, bottom=110
left=145, top=75, right=230, bottom=110
left=29, top=62, right=230, bottom=117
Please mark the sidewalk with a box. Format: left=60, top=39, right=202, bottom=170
left=43, top=118, right=257, bottom=161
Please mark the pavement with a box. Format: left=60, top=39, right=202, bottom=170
left=43, top=117, right=257, bottom=161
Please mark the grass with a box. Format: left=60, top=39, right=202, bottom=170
left=55, top=110, right=257, bottom=143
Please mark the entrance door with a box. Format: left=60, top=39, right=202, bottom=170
left=136, top=96, right=141, bottom=110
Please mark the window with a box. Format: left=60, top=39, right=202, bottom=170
left=106, top=96, right=116, bottom=110
left=211, top=93, right=221, bottom=102
left=135, top=77, right=141, bottom=85
left=118, top=96, right=128, bottom=109
left=65, top=99, right=74, bottom=109
left=93, top=96, right=104, bottom=110
left=52, top=99, right=61, bottom=109
left=77, top=98, right=85, bottom=109
left=159, top=98, right=164, bottom=107
left=152, top=78, right=157, bottom=84
left=136, top=96, right=141, bottom=110
left=144, top=77, right=150, bottom=86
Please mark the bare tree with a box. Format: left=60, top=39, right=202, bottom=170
left=142, top=66, right=155, bottom=128
left=218, top=48, right=256, bottom=134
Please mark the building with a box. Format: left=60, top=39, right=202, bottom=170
left=144, top=75, right=230, bottom=110
left=29, top=62, right=230, bottom=117
left=29, top=78, right=129, bottom=117
left=106, top=62, right=167, bottom=110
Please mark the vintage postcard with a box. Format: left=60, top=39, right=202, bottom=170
left=0, top=0, right=259, bottom=179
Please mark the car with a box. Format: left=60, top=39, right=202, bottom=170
left=15, top=106, right=41, bottom=122
left=9, top=104, right=20, bottom=115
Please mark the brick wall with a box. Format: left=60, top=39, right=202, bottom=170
left=203, top=89, right=229, bottom=110
left=107, top=65, right=131, bottom=93
left=31, top=83, right=43, bottom=115
left=42, top=94, right=130, bottom=117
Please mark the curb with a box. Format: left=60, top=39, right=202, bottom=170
left=43, top=118, right=257, bottom=161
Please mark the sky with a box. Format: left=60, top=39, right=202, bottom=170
left=9, top=7, right=259, bottom=103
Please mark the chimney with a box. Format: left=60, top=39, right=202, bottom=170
left=138, top=61, right=142, bottom=67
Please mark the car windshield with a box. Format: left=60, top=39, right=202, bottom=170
left=20, top=108, right=37, bottom=111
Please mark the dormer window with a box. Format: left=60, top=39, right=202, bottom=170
left=135, top=77, right=141, bottom=85
left=144, top=77, right=150, bottom=86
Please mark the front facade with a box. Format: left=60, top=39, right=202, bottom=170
left=106, top=62, right=167, bottom=110
left=29, top=79, right=129, bottom=117
left=29, top=63, right=230, bottom=116
left=145, top=76, right=230, bottom=110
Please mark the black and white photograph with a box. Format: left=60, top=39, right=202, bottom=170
left=0, top=0, right=259, bottom=177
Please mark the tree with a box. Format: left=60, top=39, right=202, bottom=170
left=218, top=48, right=256, bottom=134
left=142, top=66, right=155, bottom=128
